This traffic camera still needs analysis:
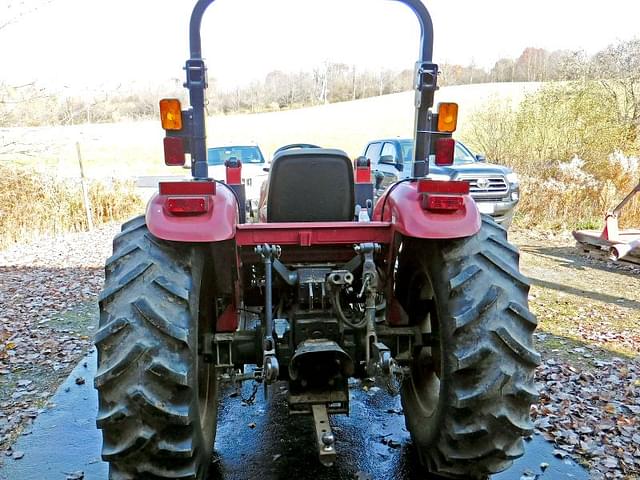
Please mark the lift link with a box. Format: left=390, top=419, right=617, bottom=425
left=354, top=243, right=381, bottom=367
left=354, top=243, right=404, bottom=395
left=255, top=244, right=281, bottom=393
left=371, top=342, right=405, bottom=396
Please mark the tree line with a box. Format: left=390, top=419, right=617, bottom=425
left=212, top=47, right=590, bottom=114
left=1, top=41, right=638, bottom=129
left=211, top=65, right=413, bottom=114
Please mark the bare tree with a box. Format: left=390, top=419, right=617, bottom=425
left=1, top=0, right=57, bottom=155
left=1, top=0, right=53, bottom=31
left=314, top=63, right=329, bottom=105
left=591, top=39, right=640, bottom=143
left=490, top=58, right=516, bottom=82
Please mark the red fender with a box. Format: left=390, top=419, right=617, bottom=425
left=146, top=183, right=239, bottom=242
left=372, top=181, right=481, bottom=239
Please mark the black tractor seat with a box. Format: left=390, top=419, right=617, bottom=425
left=266, top=148, right=355, bottom=223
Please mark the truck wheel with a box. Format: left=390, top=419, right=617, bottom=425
left=396, top=216, right=539, bottom=479
left=96, top=215, right=218, bottom=479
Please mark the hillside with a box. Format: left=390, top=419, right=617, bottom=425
left=1, top=82, right=540, bottom=178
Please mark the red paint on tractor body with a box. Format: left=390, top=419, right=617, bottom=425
left=159, top=181, right=216, bottom=196
left=373, top=181, right=481, bottom=239
left=417, top=179, right=469, bottom=194
left=148, top=179, right=480, bottom=244
left=146, top=182, right=238, bottom=242
left=235, top=222, right=392, bottom=247
left=387, top=299, right=409, bottom=326
left=225, top=164, right=242, bottom=185
left=216, top=304, right=239, bottom=332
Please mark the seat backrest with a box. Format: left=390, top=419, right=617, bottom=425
left=266, top=149, right=355, bottom=222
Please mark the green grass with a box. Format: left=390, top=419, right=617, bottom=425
left=45, top=300, right=98, bottom=337
left=530, top=287, right=639, bottom=359
left=534, top=334, right=627, bottom=370
left=573, top=219, right=602, bottom=230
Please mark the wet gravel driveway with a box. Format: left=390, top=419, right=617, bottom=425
left=0, top=350, right=588, bottom=480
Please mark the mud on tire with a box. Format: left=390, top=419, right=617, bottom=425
left=396, top=215, right=539, bottom=479
left=95, top=215, right=218, bottom=480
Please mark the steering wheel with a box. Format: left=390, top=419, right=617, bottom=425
left=273, top=143, right=321, bottom=156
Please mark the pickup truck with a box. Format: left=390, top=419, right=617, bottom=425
left=206, top=144, right=269, bottom=203
left=363, top=138, right=520, bottom=228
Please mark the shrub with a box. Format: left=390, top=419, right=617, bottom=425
left=461, top=81, right=640, bottom=230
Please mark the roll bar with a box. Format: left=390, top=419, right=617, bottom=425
left=186, top=0, right=438, bottom=179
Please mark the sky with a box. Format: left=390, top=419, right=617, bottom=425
left=1, top=0, right=639, bottom=92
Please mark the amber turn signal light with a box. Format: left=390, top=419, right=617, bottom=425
left=437, top=102, right=458, bottom=133
left=160, top=98, right=183, bottom=131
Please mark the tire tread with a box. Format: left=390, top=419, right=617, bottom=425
left=96, top=218, right=215, bottom=479
left=400, top=215, right=539, bottom=478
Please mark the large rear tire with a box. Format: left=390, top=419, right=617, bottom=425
left=95, top=215, right=218, bottom=479
left=396, top=216, right=539, bottom=479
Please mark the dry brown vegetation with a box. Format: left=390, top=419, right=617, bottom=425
left=461, top=39, right=640, bottom=230
left=0, top=164, right=143, bottom=248
left=462, top=79, right=640, bottom=230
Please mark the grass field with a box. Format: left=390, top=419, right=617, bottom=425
left=0, top=82, right=540, bottom=179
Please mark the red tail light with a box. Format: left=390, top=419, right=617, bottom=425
left=159, top=181, right=215, bottom=216
left=422, top=195, right=465, bottom=212
left=418, top=179, right=469, bottom=213
left=164, top=137, right=186, bottom=166
left=435, top=138, right=455, bottom=166
left=166, top=197, right=209, bottom=214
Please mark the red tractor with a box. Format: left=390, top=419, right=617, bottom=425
left=95, top=1, right=539, bottom=479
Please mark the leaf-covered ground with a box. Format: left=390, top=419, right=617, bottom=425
left=0, top=225, right=638, bottom=477
left=0, top=225, right=117, bottom=460
left=512, top=228, right=640, bottom=479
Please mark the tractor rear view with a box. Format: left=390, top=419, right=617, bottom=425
left=95, top=1, right=539, bottom=479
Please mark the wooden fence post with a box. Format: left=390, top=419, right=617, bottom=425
left=76, top=142, right=94, bottom=231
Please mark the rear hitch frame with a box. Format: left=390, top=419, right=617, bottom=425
left=312, top=404, right=336, bottom=467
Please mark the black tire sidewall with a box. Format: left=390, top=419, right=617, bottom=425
left=399, top=238, right=459, bottom=449
left=187, top=244, right=219, bottom=470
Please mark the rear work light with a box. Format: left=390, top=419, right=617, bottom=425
left=159, top=181, right=216, bottom=216
left=435, top=138, right=456, bottom=166
left=418, top=179, right=469, bottom=213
